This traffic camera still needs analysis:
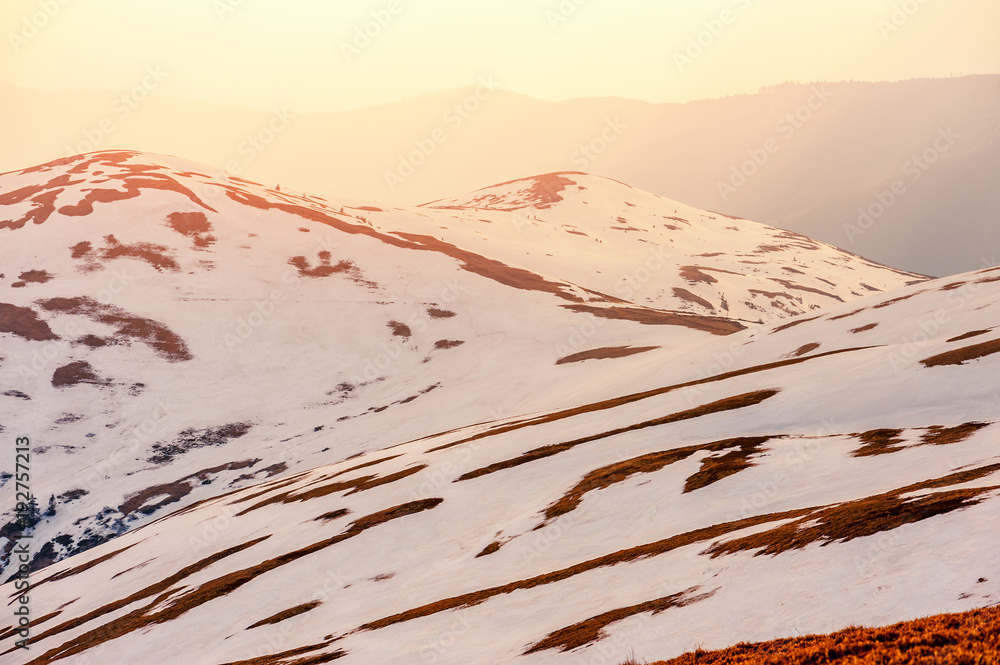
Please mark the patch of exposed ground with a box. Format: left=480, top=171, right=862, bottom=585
left=247, top=601, right=322, bottom=629
left=11, top=269, right=54, bottom=288
left=456, top=391, right=779, bottom=482
left=649, top=605, right=1000, bottom=665
left=706, top=463, right=1000, bottom=557
left=787, top=343, right=820, bottom=358
left=541, top=437, right=770, bottom=524
left=851, top=428, right=906, bottom=457
left=562, top=304, right=745, bottom=335
left=120, top=460, right=260, bottom=518
left=429, top=346, right=870, bottom=454
left=0, top=303, right=59, bottom=341
left=52, top=361, right=109, bottom=388
left=19, top=499, right=442, bottom=664
left=947, top=329, right=992, bottom=343
left=850, top=323, right=878, bottom=333
left=165, top=211, right=215, bottom=248
left=235, top=465, right=427, bottom=516
left=556, top=345, right=659, bottom=365
left=525, top=588, right=714, bottom=654
left=146, top=423, right=253, bottom=464
left=388, top=320, right=411, bottom=338
left=38, top=296, right=192, bottom=361
left=673, top=288, right=714, bottom=310
left=434, top=339, right=464, bottom=349
left=921, top=338, right=1000, bottom=367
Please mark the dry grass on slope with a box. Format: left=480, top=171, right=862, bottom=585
left=642, top=604, right=1000, bottom=664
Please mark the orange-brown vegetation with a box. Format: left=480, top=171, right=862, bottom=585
left=38, top=296, right=192, bottom=362
left=247, top=601, right=322, bottom=629
left=921, top=422, right=990, bottom=446
left=235, top=465, right=427, bottom=516
left=0, top=302, right=59, bottom=341
left=873, top=290, right=928, bottom=309
left=476, top=541, right=503, bottom=557
left=563, top=304, right=746, bottom=335
left=768, top=278, right=842, bottom=302
left=706, top=464, right=1000, bottom=557
left=646, top=604, right=1000, bottom=665
left=457, top=391, right=779, bottom=482
left=430, top=347, right=869, bottom=454
left=771, top=316, right=821, bottom=333
left=119, top=460, right=260, bottom=518
left=673, top=288, right=715, bottom=310
left=356, top=509, right=817, bottom=634
left=541, top=437, right=771, bottom=525
left=51, top=361, right=109, bottom=388
left=427, top=308, right=456, bottom=318
left=527, top=589, right=713, bottom=654
left=921, top=338, right=1000, bottom=367
left=388, top=320, right=412, bottom=338
left=787, top=343, right=820, bottom=358
left=556, top=346, right=660, bottom=365
left=680, top=266, right=719, bottom=285
left=165, top=211, right=216, bottom=247
left=434, top=339, right=465, bottom=349
left=850, top=323, right=878, bottom=333
left=20, top=499, right=442, bottom=665
left=947, top=329, right=991, bottom=343
left=851, top=429, right=906, bottom=457
left=684, top=439, right=769, bottom=493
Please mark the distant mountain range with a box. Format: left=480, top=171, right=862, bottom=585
left=2, top=75, right=998, bottom=277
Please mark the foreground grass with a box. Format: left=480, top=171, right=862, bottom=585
left=643, top=604, right=1000, bottom=664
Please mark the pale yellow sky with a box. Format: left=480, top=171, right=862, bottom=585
left=1, top=0, right=998, bottom=112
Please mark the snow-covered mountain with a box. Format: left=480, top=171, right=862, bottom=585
left=1, top=151, right=996, bottom=665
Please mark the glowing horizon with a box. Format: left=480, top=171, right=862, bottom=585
left=1, top=0, right=997, bottom=113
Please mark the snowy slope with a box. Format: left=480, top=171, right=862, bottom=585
left=1, top=151, right=996, bottom=664
left=416, top=172, right=925, bottom=322
left=1, top=263, right=998, bottom=665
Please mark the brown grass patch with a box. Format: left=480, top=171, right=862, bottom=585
left=707, top=464, right=1000, bottom=558
left=526, top=588, right=714, bottom=654
left=787, top=343, right=820, bottom=358
left=120, top=460, right=260, bottom=518
left=768, top=278, right=842, bottom=302
left=289, top=254, right=362, bottom=280
left=684, top=439, right=770, bottom=493
left=236, top=465, right=427, bottom=516
left=221, top=646, right=346, bottom=665
left=0, top=302, right=59, bottom=341
left=247, top=601, right=322, bottom=629
left=476, top=541, right=502, bottom=558
left=556, top=346, right=659, bottom=365
left=563, top=304, right=745, bottom=335
left=828, top=307, right=867, bottom=321
left=38, top=296, right=192, bottom=362
left=29, top=543, right=138, bottom=591
left=434, top=339, right=464, bottom=349
left=770, top=316, right=821, bottom=333
left=165, top=211, right=215, bottom=247
left=541, top=437, right=770, bottom=525
left=457, top=391, right=779, bottom=482
left=21, top=500, right=442, bottom=664
left=356, top=509, right=815, bottom=634
left=427, top=308, right=456, bottom=318
left=872, top=289, right=928, bottom=309
left=648, top=604, right=1000, bottom=664
left=388, top=320, right=412, bottom=338
left=430, top=347, right=870, bottom=454
left=947, top=329, right=992, bottom=343
left=921, top=422, right=990, bottom=446
left=98, top=234, right=180, bottom=271
left=851, top=428, right=906, bottom=457
left=51, top=361, right=109, bottom=388
left=679, top=266, right=718, bottom=284
left=921, top=338, right=1000, bottom=367
left=69, top=241, right=92, bottom=258
left=673, top=288, right=714, bottom=310
left=16, top=269, right=54, bottom=285
left=850, top=323, right=878, bottom=333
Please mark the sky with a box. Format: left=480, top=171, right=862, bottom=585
left=1, top=0, right=998, bottom=113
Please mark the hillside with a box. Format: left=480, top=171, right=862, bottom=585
left=0, top=152, right=998, bottom=664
